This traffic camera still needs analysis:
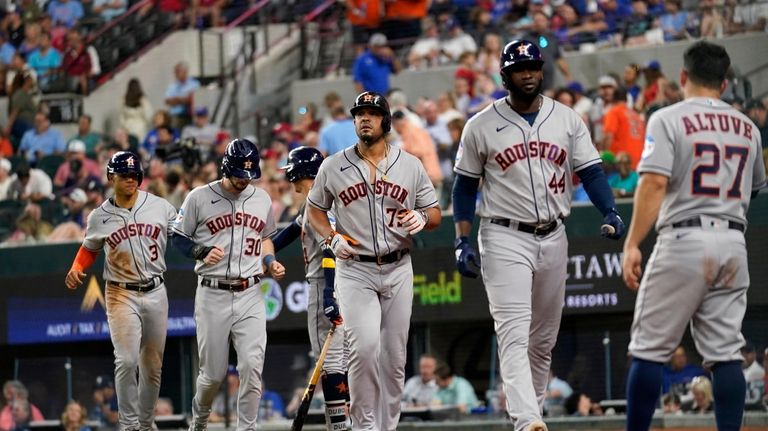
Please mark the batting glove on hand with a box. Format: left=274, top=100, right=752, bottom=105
left=330, top=233, right=356, bottom=260
left=398, top=209, right=427, bottom=235
left=323, top=286, right=343, bottom=326
left=454, top=236, right=481, bottom=278
left=601, top=209, right=626, bottom=240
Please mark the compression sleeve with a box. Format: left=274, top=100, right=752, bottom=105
left=71, top=246, right=98, bottom=272
left=272, top=220, right=302, bottom=253
left=452, top=174, right=480, bottom=222
left=577, top=163, right=616, bottom=216
left=171, top=232, right=207, bottom=260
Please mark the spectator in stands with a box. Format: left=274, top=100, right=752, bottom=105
left=61, top=28, right=91, bottom=94
left=295, top=102, right=321, bottom=135
left=566, top=81, right=591, bottom=125
left=745, top=99, right=768, bottom=150
left=453, top=51, right=476, bottom=98
left=318, top=105, right=356, bottom=156
left=622, top=0, right=656, bottom=46
left=142, top=110, right=176, bottom=159
left=554, top=87, right=575, bottom=108
left=508, top=0, right=546, bottom=34
left=7, top=163, right=52, bottom=202
left=27, top=32, right=62, bottom=92
left=89, top=375, right=118, bottom=431
left=687, top=376, right=714, bottom=414
left=564, top=391, right=593, bottom=416
left=601, top=87, right=644, bottom=168
left=191, top=0, right=223, bottom=28
left=451, top=76, right=471, bottom=115
left=0, top=32, right=16, bottom=90
left=345, top=0, right=382, bottom=55
left=53, top=140, right=100, bottom=189
left=0, top=381, right=44, bottom=431
left=60, top=400, right=91, bottom=431
left=181, top=106, right=219, bottom=161
left=524, top=11, right=572, bottom=93
left=431, top=362, right=478, bottom=414
left=163, top=169, right=187, bottom=208
left=699, top=0, right=725, bottom=39
left=623, top=63, right=642, bottom=106
left=391, top=110, right=442, bottom=188
left=659, top=0, right=691, bottom=41
left=352, top=32, right=400, bottom=95
left=436, top=91, right=463, bottom=124
left=47, top=0, right=84, bottom=29
left=726, top=0, right=768, bottom=34
left=589, top=75, right=617, bottom=143
left=92, top=0, right=126, bottom=22
left=646, top=80, right=683, bottom=119
left=635, top=60, right=667, bottom=113
left=5, top=71, right=37, bottom=143
left=0, top=158, right=12, bottom=200
left=112, top=127, right=139, bottom=154
left=20, top=0, right=43, bottom=24
left=742, top=342, right=765, bottom=384
left=258, top=385, right=286, bottom=422
left=598, top=0, right=633, bottom=42
left=82, top=176, right=104, bottom=207
left=5, top=52, right=38, bottom=94
left=69, top=114, right=102, bottom=157
left=439, top=19, right=477, bottom=64
left=6, top=9, right=25, bottom=49
left=320, top=91, right=342, bottom=128
left=544, top=370, right=573, bottom=416
left=408, top=20, right=440, bottom=70
left=402, top=354, right=438, bottom=408
left=18, top=22, right=41, bottom=59
left=474, top=32, right=501, bottom=85
left=662, top=346, right=707, bottom=396
left=9, top=399, right=32, bottom=431
left=388, top=89, right=423, bottom=127
left=608, top=151, right=638, bottom=198
left=46, top=187, right=89, bottom=241
left=119, top=78, right=153, bottom=142
left=18, top=111, right=66, bottom=163
left=164, top=61, right=199, bottom=129
left=0, top=202, right=52, bottom=246
left=154, top=398, right=173, bottom=416
left=662, top=393, right=682, bottom=415
left=466, top=73, right=501, bottom=118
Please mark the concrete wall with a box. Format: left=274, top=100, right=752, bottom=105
left=291, top=33, right=768, bottom=119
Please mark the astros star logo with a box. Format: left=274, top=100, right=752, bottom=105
left=244, top=160, right=253, bottom=169
left=336, top=382, right=348, bottom=394
left=363, top=94, right=374, bottom=103
left=516, top=43, right=531, bottom=56
left=126, top=157, right=135, bottom=167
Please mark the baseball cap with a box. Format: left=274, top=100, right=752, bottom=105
left=69, top=188, right=87, bottom=204
left=600, top=150, right=616, bottom=164
left=566, top=81, right=584, bottom=94
left=645, top=60, right=661, bottom=71
left=598, top=75, right=618, bottom=88
left=0, top=158, right=10, bottom=173
left=84, top=176, right=103, bottom=193
left=94, top=375, right=114, bottom=389
left=68, top=139, right=86, bottom=153
left=272, top=122, right=292, bottom=135
left=368, top=33, right=387, bottom=47
left=195, top=106, right=209, bottom=117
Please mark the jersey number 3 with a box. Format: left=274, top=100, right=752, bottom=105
left=692, top=143, right=749, bottom=198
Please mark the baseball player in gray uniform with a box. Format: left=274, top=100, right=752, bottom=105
left=306, top=91, right=441, bottom=430
left=65, top=151, right=177, bottom=431
left=272, top=146, right=350, bottom=430
left=452, top=40, right=625, bottom=431
left=622, top=41, right=766, bottom=431
left=171, top=139, right=286, bottom=431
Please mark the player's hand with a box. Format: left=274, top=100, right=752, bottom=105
left=330, top=233, right=356, bottom=260
left=601, top=210, right=626, bottom=240
left=398, top=209, right=426, bottom=235
left=268, top=260, right=285, bottom=280
left=203, top=246, right=225, bottom=266
left=65, top=269, right=86, bottom=290
left=622, top=245, right=643, bottom=291
left=323, top=286, right=343, bottom=326
left=454, top=236, right=481, bottom=279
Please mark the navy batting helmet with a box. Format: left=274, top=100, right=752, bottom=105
left=282, top=146, right=323, bottom=183
left=350, top=91, right=391, bottom=133
left=222, top=138, right=261, bottom=179
left=107, top=151, right=143, bottom=185
left=499, top=39, right=544, bottom=89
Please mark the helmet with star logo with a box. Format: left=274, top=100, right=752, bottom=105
left=222, top=138, right=261, bottom=180
left=350, top=91, right=391, bottom=133
left=107, top=151, right=143, bottom=185
left=499, top=39, right=544, bottom=91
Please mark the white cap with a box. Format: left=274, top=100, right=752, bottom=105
left=0, top=158, right=10, bottom=173
left=598, top=76, right=618, bottom=88
left=69, top=188, right=87, bottom=204
left=369, top=33, right=388, bottom=47
left=68, top=139, right=86, bottom=153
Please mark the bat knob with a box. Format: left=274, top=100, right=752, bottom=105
left=601, top=224, right=616, bottom=236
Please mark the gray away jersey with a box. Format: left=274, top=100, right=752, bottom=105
left=171, top=180, right=277, bottom=278
left=454, top=96, right=600, bottom=223
left=83, top=191, right=177, bottom=283
left=297, top=205, right=336, bottom=279
left=307, top=144, right=438, bottom=256
left=639, top=97, right=766, bottom=229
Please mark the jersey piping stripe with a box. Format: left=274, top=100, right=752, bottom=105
left=573, top=157, right=601, bottom=171
left=206, top=182, right=237, bottom=279
left=130, top=192, right=151, bottom=284
left=534, top=102, right=556, bottom=223
left=415, top=200, right=438, bottom=210
left=492, top=102, right=541, bottom=222
left=453, top=166, right=483, bottom=178
left=236, top=188, right=257, bottom=280
left=343, top=149, right=381, bottom=257
left=307, top=197, right=332, bottom=211
left=636, top=165, right=673, bottom=176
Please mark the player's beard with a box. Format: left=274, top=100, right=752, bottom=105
left=509, top=79, right=543, bottom=107
left=228, top=177, right=249, bottom=192
left=358, top=128, right=382, bottom=146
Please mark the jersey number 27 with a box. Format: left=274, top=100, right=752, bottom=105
left=692, top=143, right=749, bottom=198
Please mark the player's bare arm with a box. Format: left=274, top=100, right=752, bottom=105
left=622, top=173, right=668, bottom=290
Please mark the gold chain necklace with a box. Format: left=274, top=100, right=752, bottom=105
left=356, top=144, right=390, bottom=182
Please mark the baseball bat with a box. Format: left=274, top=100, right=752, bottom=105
left=291, top=325, right=337, bottom=431
left=601, top=224, right=616, bottom=236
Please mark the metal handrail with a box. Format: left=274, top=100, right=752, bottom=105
left=224, top=0, right=270, bottom=30
left=85, top=0, right=153, bottom=44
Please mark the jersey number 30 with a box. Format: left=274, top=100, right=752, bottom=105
left=692, top=143, right=749, bottom=198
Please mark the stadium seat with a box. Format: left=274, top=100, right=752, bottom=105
left=36, top=155, right=65, bottom=179
left=6, top=155, right=25, bottom=173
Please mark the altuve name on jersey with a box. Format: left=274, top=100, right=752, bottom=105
left=206, top=212, right=267, bottom=235
left=682, top=113, right=753, bottom=138
left=105, top=223, right=162, bottom=248
left=339, top=179, right=409, bottom=206
left=495, top=141, right=567, bottom=171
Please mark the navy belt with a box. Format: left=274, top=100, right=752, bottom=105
left=202, top=276, right=260, bottom=292
left=671, top=217, right=745, bottom=233
left=490, top=218, right=559, bottom=236
left=108, top=276, right=163, bottom=292
left=354, top=249, right=409, bottom=265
